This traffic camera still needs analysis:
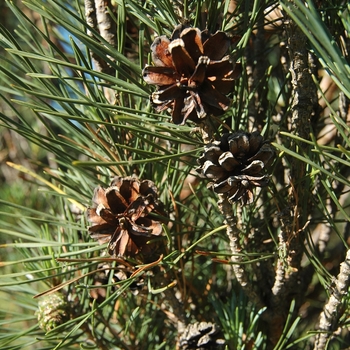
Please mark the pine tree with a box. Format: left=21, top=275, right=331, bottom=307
left=0, top=1, right=349, bottom=349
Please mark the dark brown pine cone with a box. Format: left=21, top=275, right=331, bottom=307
left=142, top=25, right=241, bottom=125
left=197, top=131, right=275, bottom=204
left=179, top=321, right=225, bottom=349
left=87, top=176, right=166, bottom=258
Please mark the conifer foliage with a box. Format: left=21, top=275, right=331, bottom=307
left=0, top=1, right=349, bottom=349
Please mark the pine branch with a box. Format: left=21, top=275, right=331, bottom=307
left=246, top=3, right=268, bottom=129
left=153, top=266, right=186, bottom=338
left=266, top=12, right=318, bottom=344
left=284, top=16, right=316, bottom=282
left=1, top=1, right=349, bottom=348
left=219, top=196, right=266, bottom=312
left=84, top=0, right=116, bottom=76
left=314, top=249, right=350, bottom=349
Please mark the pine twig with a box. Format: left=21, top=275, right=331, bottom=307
left=271, top=231, right=288, bottom=298
left=152, top=267, right=186, bottom=347
left=162, top=283, right=186, bottom=334
left=314, top=249, right=350, bottom=349
left=282, top=14, right=317, bottom=288
left=267, top=226, right=292, bottom=345
left=219, top=196, right=266, bottom=312
left=284, top=21, right=315, bottom=264
left=84, top=0, right=116, bottom=76
left=84, top=0, right=117, bottom=104
left=247, top=4, right=268, bottom=130
left=266, top=15, right=318, bottom=345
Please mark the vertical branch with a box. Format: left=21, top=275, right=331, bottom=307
left=282, top=17, right=316, bottom=282
left=85, top=0, right=116, bottom=76
left=95, top=0, right=116, bottom=50
left=162, top=283, right=186, bottom=335
left=85, top=0, right=97, bottom=36
left=267, top=14, right=318, bottom=345
left=247, top=2, right=268, bottom=130
left=219, top=196, right=266, bottom=312
left=153, top=266, right=186, bottom=347
left=314, top=249, right=350, bottom=349
left=284, top=11, right=317, bottom=264
left=84, top=0, right=117, bottom=103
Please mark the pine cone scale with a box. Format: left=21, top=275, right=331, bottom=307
left=180, top=28, right=203, bottom=63
left=203, top=31, right=230, bottom=59
left=169, top=40, right=196, bottom=75
left=143, top=66, right=179, bottom=86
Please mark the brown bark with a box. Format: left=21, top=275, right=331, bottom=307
left=267, top=18, right=318, bottom=345
left=84, top=0, right=116, bottom=76
left=314, top=250, right=350, bottom=349
left=219, top=197, right=266, bottom=312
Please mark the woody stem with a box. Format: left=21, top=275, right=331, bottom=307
left=219, top=195, right=266, bottom=311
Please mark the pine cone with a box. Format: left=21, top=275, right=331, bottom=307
left=36, top=293, right=70, bottom=333
left=197, top=131, right=275, bottom=204
left=179, top=321, right=225, bottom=349
left=142, top=25, right=241, bottom=125
left=87, top=176, right=166, bottom=258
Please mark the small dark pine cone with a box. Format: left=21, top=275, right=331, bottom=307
left=87, top=176, right=166, bottom=258
left=197, top=131, right=275, bottom=204
left=179, top=321, right=225, bottom=349
left=142, top=24, right=241, bottom=125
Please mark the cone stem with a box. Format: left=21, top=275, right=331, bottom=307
left=219, top=196, right=265, bottom=311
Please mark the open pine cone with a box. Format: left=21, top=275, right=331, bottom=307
left=87, top=176, right=166, bottom=258
left=197, top=131, right=275, bottom=204
left=142, top=25, right=240, bottom=125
